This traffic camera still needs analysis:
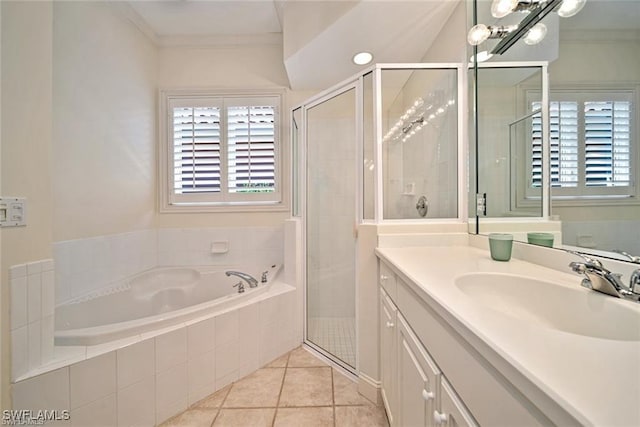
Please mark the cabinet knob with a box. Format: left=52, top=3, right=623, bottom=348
left=433, top=410, right=448, bottom=425
left=386, top=321, right=394, bottom=328
left=422, top=389, right=434, bottom=401
left=380, top=274, right=389, bottom=282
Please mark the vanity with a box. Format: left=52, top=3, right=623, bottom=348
left=376, top=245, right=640, bottom=426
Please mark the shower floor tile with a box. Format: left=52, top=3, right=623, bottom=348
left=307, top=317, right=356, bottom=368
left=160, top=346, right=388, bottom=427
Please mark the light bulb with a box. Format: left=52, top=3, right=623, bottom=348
left=523, top=23, right=547, bottom=45
left=557, top=0, right=586, bottom=17
left=491, top=0, right=519, bottom=18
left=470, top=50, right=494, bottom=63
left=467, top=24, right=490, bottom=46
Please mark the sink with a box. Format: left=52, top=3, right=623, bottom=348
left=454, top=273, right=640, bottom=341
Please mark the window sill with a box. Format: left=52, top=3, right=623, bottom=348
left=160, top=201, right=289, bottom=214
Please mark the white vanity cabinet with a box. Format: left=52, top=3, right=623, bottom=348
left=379, top=264, right=477, bottom=427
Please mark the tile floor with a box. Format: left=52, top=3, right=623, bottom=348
left=161, top=346, right=389, bottom=427
left=307, top=317, right=356, bottom=368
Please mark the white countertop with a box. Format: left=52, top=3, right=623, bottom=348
left=376, top=245, right=640, bottom=427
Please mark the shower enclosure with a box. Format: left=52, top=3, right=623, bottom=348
left=293, top=64, right=465, bottom=372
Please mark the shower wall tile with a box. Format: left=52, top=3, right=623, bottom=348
left=155, top=362, right=188, bottom=423
left=70, top=393, right=117, bottom=427
left=116, top=339, right=155, bottom=389
left=155, top=327, right=188, bottom=374
left=117, top=376, right=156, bottom=427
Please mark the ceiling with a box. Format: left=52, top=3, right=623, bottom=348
left=125, top=0, right=459, bottom=91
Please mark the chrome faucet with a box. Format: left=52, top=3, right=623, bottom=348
left=569, top=252, right=640, bottom=302
left=613, top=249, right=640, bottom=264
left=225, top=271, right=259, bottom=288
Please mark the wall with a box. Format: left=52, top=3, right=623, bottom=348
left=1, top=1, right=54, bottom=410
left=156, top=43, right=294, bottom=229
left=52, top=1, right=157, bottom=242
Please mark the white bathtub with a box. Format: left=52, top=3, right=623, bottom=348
left=55, top=264, right=281, bottom=346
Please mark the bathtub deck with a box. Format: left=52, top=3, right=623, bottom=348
left=161, top=346, right=388, bottom=427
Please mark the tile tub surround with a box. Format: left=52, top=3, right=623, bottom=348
left=53, top=226, right=284, bottom=305
left=10, top=260, right=56, bottom=380
left=161, top=347, right=389, bottom=427
left=12, top=285, right=298, bottom=425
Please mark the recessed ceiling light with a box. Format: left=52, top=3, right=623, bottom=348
left=352, top=51, right=373, bottom=65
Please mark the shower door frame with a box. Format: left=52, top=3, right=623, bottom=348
left=294, top=63, right=468, bottom=374
left=298, top=76, right=364, bottom=374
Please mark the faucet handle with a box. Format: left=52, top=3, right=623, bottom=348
left=233, top=281, right=245, bottom=293
left=613, top=250, right=640, bottom=264
left=630, top=269, right=640, bottom=293
left=261, top=271, right=268, bottom=283
left=568, top=251, right=608, bottom=272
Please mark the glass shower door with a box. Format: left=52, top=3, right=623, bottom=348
left=305, top=87, right=357, bottom=370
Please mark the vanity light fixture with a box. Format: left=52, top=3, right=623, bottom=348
left=352, top=51, right=373, bottom=65
left=523, top=23, right=547, bottom=45
left=471, top=50, right=494, bottom=62
left=471, top=0, right=585, bottom=55
left=467, top=24, right=518, bottom=46
left=556, top=0, right=586, bottom=17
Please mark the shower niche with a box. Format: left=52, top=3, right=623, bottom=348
left=293, top=64, right=465, bottom=371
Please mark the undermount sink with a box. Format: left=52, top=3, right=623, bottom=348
left=454, top=273, right=640, bottom=341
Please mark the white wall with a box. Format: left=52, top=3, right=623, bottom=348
left=1, top=1, right=54, bottom=410
left=52, top=1, right=158, bottom=242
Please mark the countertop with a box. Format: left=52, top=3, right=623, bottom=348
left=376, top=245, right=640, bottom=427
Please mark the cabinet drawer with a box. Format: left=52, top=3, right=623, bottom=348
left=379, top=261, right=397, bottom=301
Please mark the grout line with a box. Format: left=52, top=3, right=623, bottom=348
left=271, top=350, right=291, bottom=426
left=210, top=383, right=233, bottom=426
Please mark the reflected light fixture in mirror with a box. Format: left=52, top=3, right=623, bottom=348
left=470, top=50, right=494, bottom=63
left=467, top=24, right=517, bottom=45
left=523, top=23, right=547, bottom=45
left=352, top=52, right=373, bottom=65
left=556, top=0, right=586, bottom=17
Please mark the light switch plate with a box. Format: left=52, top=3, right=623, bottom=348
left=0, top=197, right=27, bottom=227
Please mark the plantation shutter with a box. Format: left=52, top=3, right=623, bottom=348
left=227, top=105, right=276, bottom=194
left=584, top=101, right=631, bottom=187
left=165, top=94, right=281, bottom=206
left=172, top=105, right=222, bottom=195
left=531, top=101, right=579, bottom=188
left=530, top=90, right=633, bottom=199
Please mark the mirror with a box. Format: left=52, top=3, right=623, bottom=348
left=472, top=0, right=640, bottom=263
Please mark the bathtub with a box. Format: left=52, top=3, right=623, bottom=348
left=55, top=264, right=281, bottom=346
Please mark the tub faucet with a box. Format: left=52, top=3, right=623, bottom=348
left=569, top=252, right=640, bottom=302
left=225, top=271, right=258, bottom=288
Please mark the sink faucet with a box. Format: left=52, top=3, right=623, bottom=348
left=613, top=249, right=640, bottom=264
left=225, top=271, right=259, bottom=288
left=569, top=252, right=640, bottom=302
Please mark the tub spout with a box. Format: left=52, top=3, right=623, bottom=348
left=225, top=271, right=258, bottom=288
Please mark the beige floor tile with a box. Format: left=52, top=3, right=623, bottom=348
left=279, top=367, right=333, bottom=407
left=334, top=406, right=389, bottom=427
left=273, top=407, right=334, bottom=427
left=264, top=352, right=290, bottom=368
left=212, top=408, right=275, bottom=427
left=160, top=408, right=218, bottom=427
left=332, top=369, right=374, bottom=406
left=223, top=368, right=285, bottom=408
left=287, top=347, right=329, bottom=367
left=195, top=385, right=232, bottom=409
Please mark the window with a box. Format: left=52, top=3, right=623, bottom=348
left=530, top=89, right=635, bottom=199
left=160, top=91, right=284, bottom=211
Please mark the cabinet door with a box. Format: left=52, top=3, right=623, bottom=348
left=434, top=378, right=478, bottom=427
left=380, top=289, right=397, bottom=425
left=397, top=315, right=440, bottom=427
